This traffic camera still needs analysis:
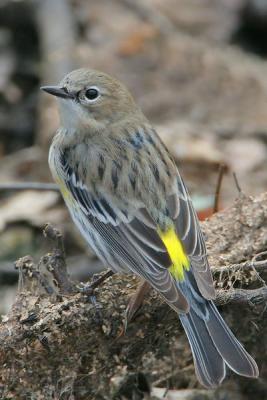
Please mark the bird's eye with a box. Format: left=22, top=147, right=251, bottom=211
left=85, top=87, right=99, bottom=101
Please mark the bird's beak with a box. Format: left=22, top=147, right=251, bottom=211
left=40, top=85, right=74, bottom=99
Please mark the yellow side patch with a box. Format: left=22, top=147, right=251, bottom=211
left=59, top=181, right=71, bottom=200
left=159, top=227, right=190, bottom=281
left=55, top=176, right=75, bottom=205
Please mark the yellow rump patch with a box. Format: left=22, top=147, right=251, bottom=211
left=159, top=227, right=190, bottom=281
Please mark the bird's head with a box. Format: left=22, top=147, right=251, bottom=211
left=41, top=68, right=143, bottom=133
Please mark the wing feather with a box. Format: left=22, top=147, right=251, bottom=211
left=60, top=150, right=214, bottom=303
left=172, top=173, right=215, bottom=299
left=62, top=167, right=188, bottom=312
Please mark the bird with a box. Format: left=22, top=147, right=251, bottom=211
left=41, top=68, right=259, bottom=388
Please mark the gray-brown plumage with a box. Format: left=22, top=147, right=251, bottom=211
left=41, top=68, right=259, bottom=388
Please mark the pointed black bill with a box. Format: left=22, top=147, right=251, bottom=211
left=40, top=85, right=74, bottom=99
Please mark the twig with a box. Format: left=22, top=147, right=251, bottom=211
left=213, top=164, right=226, bottom=213
left=90, top=270, right=114, bottom=290
left=212, top=258, right=267, bottom=276
left=233, top=172, right=242, bottom=193
left=40, top=223, right=74, bottom=294
left=215, top=286, right=267, bottom=307
left=43, top=223, right=65, bottom=256
left=0, top=182, right=58, bottom=191
left=124, top=280, right=151, bottom=332
left=14, top=225, right=74, bottom=296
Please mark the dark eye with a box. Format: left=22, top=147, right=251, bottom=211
left=85, top=87, right=99, bottom=100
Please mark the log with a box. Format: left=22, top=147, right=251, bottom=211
left=0, top=193, right=266, bottom=400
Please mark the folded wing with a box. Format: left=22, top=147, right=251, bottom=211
left=61, top=163, right=189, bottom=312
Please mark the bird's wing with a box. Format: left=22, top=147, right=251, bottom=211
left=169, top=171, right=215, bottom=299
left=61, top=164, right=189, bottom=313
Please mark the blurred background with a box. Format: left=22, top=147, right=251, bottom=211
left=0, top=0, right=267, bottom=315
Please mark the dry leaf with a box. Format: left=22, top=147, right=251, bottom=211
left=0, top=191, right=59, bottom=231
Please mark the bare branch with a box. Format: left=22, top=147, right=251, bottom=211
left=213, top=163, right=227, bottom=213
left=215, top=286, right=267, bottom=307
left=233, top=171, right=242, bottom=194
left=0, top=182, right=58, bottom=191
left=212, top=258, right=267, bottom=275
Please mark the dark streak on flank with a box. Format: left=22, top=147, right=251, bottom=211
left=112, top=138, right=128, bottom=160
left=82, top=165, right=87, bottom=178
left=129, top=161, right=138, bottom=190
left=136, top=130, right=143, bottom=143
left=135, top=153, right=142, bottom=164
left=159, top=151, right=168, bottom=167
left=147, top=130, right=156, bottom=147
left=120, top=147, right=128, bottom=161
left=145, top=147, right=151, bottom=156
left=159, top=153, right=171, bottom=177
left=122, top=152, right=128, bottom=161
left=150, top=163, right=160, bottom=182
left=111, top=167, right=119, bottom=190
left=113, top=160, right=122, bottom=170
left=98, top=154, right=106, bottom=180
left=127, top=129, right=144, bottom=150
left=131, top=160, right=138, bottom=173
left=111, top=160, right=122, bottom=190
left=129, top=174, right=136, bottom=190
left=166, top=169, right=171, bottom=177
left=150, top=133, right=172, bottom=178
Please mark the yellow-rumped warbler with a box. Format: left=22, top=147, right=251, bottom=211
left=41, top=69, right=258, bottom=388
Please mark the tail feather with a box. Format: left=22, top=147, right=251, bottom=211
left=179, top=300, right=259, bottom=388
left=206, top=301, right=259, bottom=378
left=180, top=310, right=225, bottom=388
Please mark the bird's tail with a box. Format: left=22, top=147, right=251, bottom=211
left=179, top=299, right=259, bottom=388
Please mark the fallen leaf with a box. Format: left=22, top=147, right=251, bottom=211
left=0, top=191, right=59, bottom=231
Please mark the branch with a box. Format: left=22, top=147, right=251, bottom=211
left=215, top=286, right=267, bottom=307
left=0, top=182, right=58, bottom=191
left=212, top=257, right=267, bottom=276
left=213, top=163, right=226, bottom=213
left=14, top=224, right=74, bottom=297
